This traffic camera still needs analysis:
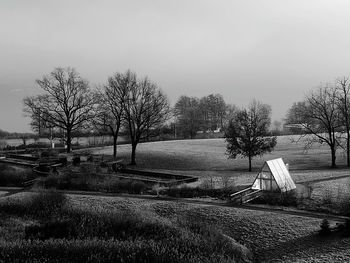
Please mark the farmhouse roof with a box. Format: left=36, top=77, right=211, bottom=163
left=252, top=158, right=296, bottom=192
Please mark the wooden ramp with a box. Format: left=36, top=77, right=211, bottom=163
left=230, top=187, right=263, bottom=204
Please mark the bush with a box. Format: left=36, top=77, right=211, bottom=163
left=39, top=169, right=102, bottom=191
left=319, top=219, right=331, bottom=236
left=59, top=156, right=67, bottom=166
left=253, top=191, right=299, bottom=207
left=72, top=156, right=80, bottom=166
left=0, top=164, right=34, bottom=186
left=107, top=179, right=149, bottom=194
left=130, top=181, right=147, bottom=194
left=41, top=150, right=59, bottom=159
left=334, top=219, right=350, bottom=237
left=164, top=185, right=237, bottom=199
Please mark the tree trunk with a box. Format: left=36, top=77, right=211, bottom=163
left=130, top=143, right=137, bottom=165
left=331, top=146, right=336, bottom=168
left=66, top=129, right=72, bottom=153
left=113, top=135, right=117, bottom=159
left=347, top=131, right=350, bottom=167
left=248, top=155, right=252, bottom=172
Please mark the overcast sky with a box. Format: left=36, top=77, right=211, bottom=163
left=1, top=0, right=350, bottom=132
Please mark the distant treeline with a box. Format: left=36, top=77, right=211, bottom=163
left=0, top=129, right=35, bottom=139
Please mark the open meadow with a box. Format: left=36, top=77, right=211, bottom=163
left=92, top=135, right=350, bottom=214
left=94, top=135, right=349, bottom=171
left=92, top=135, right=350, bottom=186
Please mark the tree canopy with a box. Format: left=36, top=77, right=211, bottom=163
left=225, top=100, right=277, bottom=171
left=23, top=67, right=96, bottom=153
left=173, top=94, right=227, bottom=138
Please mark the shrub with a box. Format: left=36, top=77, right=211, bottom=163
left=130, top=181, right=147, bottom=194
left=39, top=169, right=103, bottom=191
left=107, top=179, right=149, bottom=194
left=72, top=156, right=80, bottom=166
left=0, top=164, right=34, bottom=186
left=164, top=185, right=237, bottom=199
left=344, top=219, right=350, bottom=236
left=321, top=187, right=333, bottom=205
left=41, top=150, right=58, bottom=159
left=253, top=191, right=299, bottom=207
left=319, top=219, right=331, bottom=236
left=335, top=219, right=350, bottom=237
left=200, top=176, right=215, bottom=189
left=59, top=156, right=67, bottom=166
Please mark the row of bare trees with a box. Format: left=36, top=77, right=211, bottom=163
left=285, top=77, right=350, bottom=168
left=23, top=68, right=170, bottom=165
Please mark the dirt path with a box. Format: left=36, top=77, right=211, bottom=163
left=297, top=173, right=350, bottom=184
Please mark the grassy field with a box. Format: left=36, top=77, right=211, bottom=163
left=91, top=136, right=350, bottom=187
left=94, top=135, right=349, bottom=171
left=2, top=192, right=349, bottom=262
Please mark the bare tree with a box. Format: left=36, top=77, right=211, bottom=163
left=94, top=71, right=134, bottom=158
left=286, top=85, right=341, bottom=168
left=225, top=100, right=277, bottom=172
left=124, top=75, right=170, bottom=165
left=23, top=99, right=58, bottom=146
left=23, top=67, right=96, bottom=153
left=336, top=77, right=350, bottom=166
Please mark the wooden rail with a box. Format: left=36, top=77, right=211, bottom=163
left=230, top=187, right=262, bottom=204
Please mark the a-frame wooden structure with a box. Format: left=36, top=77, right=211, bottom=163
left=251, top=158, right=296, bottom=192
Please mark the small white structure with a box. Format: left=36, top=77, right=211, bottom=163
left=251, top=158, right=296, bottom=192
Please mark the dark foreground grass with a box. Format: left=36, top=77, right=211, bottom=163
left=5, top=192, right=350, bottom=262
left=68, top=195, right=350, bottom=263
left=0, top=191, right=252, bottom=263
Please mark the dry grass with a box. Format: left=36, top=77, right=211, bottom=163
left=2, top=192, right=350, bottom=262
left=64, top=194, right=350, bottom=262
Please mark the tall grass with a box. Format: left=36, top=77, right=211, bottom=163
left=0, top=190, right=66, bottom=219
left=0, top=190, right=252, bottom=263
left=0, top=239, right=241, bottom=263
left=38, top=168, right=149, bottom=194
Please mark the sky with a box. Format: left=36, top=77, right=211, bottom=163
left=1, top=0, right=350, bottom=132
